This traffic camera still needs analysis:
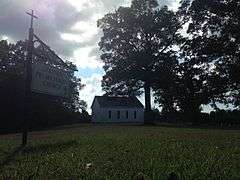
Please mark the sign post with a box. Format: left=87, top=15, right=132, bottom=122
left=22, top=10, right=38, bottom=146
left=22, top=10, right=71, bottom=146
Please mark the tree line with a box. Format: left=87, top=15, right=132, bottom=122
left=0, top=40, right=89, bottom=134
left=98, top=0, right=240, bottom=124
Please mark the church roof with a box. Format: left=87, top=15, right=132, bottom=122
left=92, top=96, right=144, bottom=108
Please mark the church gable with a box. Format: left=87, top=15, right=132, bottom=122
left=93, top=96, right=144, bottom=109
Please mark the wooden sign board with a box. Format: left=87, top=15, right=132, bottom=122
left=31, top=62, right=70, bottom=98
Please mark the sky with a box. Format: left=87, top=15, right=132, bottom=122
left=0, top=0, right=181, bottom=112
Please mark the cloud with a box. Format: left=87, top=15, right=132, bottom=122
left=0, top=0, right=180, bottom=68
left=67, top=0, right=103, bottom=12
left=60, top=21, right=98, bottom=43
left=72, top=45, right=103, bottom=69
left=0, top=0, right=81, bottom=58
left=80, top=73, right=104, bottom=112
left=168, top=0, right=181, bottom=11
left=0, top=35, right=14, bottom=43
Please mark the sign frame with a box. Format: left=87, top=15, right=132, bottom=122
left=31, top=61, right=71, bottom=99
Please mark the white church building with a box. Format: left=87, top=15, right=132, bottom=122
left=91, top=96, right=144, bottom=123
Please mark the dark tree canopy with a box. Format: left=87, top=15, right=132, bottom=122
left=153, top=0, right=240, bottom=121
left=98, top=0, right=182, bottom=116
left=179, top=0, right=240, bottom=109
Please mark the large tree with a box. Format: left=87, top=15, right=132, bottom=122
left=179, top=0, right=240, bottom=109
left=98, top=0, right=181, bottom=116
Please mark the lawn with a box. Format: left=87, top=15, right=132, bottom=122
left=0, top=124, right=240, bottom=179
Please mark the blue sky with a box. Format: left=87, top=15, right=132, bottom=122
left=76, top=67, right=104, bottom=78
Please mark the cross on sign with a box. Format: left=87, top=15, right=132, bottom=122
left=26, top=10, right=38, bottom=29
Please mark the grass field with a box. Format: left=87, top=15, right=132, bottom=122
left=0, top=124, right=240, bottom=179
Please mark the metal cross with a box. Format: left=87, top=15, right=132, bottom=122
left=26, top=10, right=38, bottom=29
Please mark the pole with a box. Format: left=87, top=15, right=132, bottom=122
left=22, top=10, right=38, bottom=146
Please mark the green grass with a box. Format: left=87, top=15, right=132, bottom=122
left=0, top=125, right=240, bottom=179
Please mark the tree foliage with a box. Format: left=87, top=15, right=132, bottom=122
left=155, top=0, right=240, bottom=120
left=98, top=0, right=182, bottom=115
left=179, top=0, right=240, bottom=109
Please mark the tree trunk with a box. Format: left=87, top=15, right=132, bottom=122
left=144, top=82, right=151, bottom=112
left=185, top=103, right=201, bottom=125
left=144, top=82, right=152, bottom=124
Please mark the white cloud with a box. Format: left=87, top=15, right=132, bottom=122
left=0, top=35, right=14, bottom=43
left=71, top=21, right=96, bottom=32
left=169, top=0, right=181, bottom=11
left=0, top=35, right=9, bottom=41
left=60, top=20, right=98, bottom=44
left=91, top=13, right=105, bottom=22
left=72, top=46, right=103, bottom=69
left=67, top=0, right=103, bottom=11
left=80, top=73, right=104, bottom=112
